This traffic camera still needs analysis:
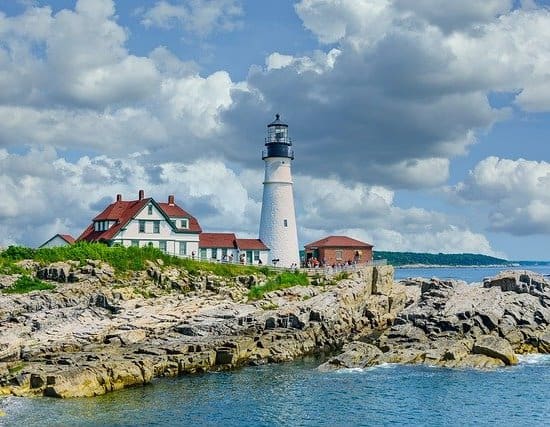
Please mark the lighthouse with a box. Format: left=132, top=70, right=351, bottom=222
left=259, top=114, right=300, bottom=267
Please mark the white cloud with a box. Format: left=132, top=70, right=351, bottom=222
left=141, top=0, right=243, bottom=37
left=453, top=157, right=550, bottom=235
left=293, top=175, right=501, bottom=256
left=0, top=148, right=501, bottom=257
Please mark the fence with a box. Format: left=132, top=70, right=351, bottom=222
left=174, top=253, right=387, bottom=279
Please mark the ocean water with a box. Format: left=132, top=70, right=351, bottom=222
left=394, top=265, right=550, bottom=283
left=2, top=266, right=550, bottom=426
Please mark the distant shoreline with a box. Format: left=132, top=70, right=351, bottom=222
left=395, top=263, right=550, bottom=268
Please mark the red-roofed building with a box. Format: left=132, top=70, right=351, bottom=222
left=76, top=191, right=201, bottom=257
left=304, top=235, right=373, bottom=266
left=236, top=238, right=269, bottom=265
left=39, top=234, right=76, bottom=248
left=198, top=233, right=269, bottom=265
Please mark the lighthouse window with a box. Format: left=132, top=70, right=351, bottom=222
left=284, top=219, right=288, bottom=227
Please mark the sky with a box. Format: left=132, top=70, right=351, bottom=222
left=0, top=0, right=549, bottom=261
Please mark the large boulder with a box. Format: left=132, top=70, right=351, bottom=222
left=318, top=341, right=382, bottom=371
left=472, top=335, right=518, bottom=365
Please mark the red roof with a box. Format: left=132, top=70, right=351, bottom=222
left=199, top=233, right=237, bottom=248
left=77, top=196, right=201, bottom=243
left=58, top=234, right=75, bottom=244
left=236, top=238, right=268, bottom=250
left=158, top=202, right=202, bottom=232
left=304, top=235, right=373, bottom=249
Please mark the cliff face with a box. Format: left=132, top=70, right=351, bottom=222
left=0, top=263, right=400, bottom=398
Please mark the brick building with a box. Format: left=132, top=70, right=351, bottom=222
left=304, top=236, right=373, bottom=266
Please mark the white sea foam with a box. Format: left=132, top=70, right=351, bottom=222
left=336, top=363, right=396, bottom=374
left=517, top=354, right=550, bottom=365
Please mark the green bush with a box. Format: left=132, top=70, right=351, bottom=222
left=0, top=258, right=26, bottom=275
left=248, top=271, right=309, bottom=300
left=333, top=271, right=350, bottom=281
left=3, top=275, right=55, bottom=294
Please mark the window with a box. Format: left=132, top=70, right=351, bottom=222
left=284, top=219, right=288, bottom=227
left=153, top=221, right=160, bottom=233
left=254, top=250, right=260, bottom=261
left=221, top=248, right=228, bottom=257
left=211, top=248, right=218, bottom=259
left=200, top=248, right=207, bottom=259
left=148, top=205, right=153, bottom=215
left=335, top=250, right=343, bottom=261
left=131, top=240, right=139, bottom=247
left=180, top=218, right=189, bottom=229
left=179, top=242, right=187, bottom=256
left=159, top=241, right=167, bottom=253
left=139, top=220, right=146, bottom=233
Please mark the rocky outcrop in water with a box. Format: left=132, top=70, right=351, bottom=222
left=2, top=263, right=548, bottom=398
left=0, top=262, right=400, bottom=398
left=319, top=270, right=549, bottom=371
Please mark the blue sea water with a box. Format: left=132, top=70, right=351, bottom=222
left=2, top=266, right=550, bottom=426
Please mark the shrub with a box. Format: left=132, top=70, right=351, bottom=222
left=3, top=275, right=55, bottom=294
left=333, top=271, right=350, bottom=281
left=248, top=271, right=309, bottom=300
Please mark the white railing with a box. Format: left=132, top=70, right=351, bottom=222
left=171, top=254, right=388, bottom=278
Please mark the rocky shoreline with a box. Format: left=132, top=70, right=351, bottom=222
left=0, top=261, right=548, bottom=398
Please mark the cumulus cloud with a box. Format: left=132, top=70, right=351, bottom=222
left=0, top=0, right=239, bottom=158
left=0, top=148, right=501, bottom=257
left=293, top=175, right=503, bottom=256
left=2, top=0, right=549, bottom=256
left=452, top=157, right=550, bottom=235
left=141, top=0, right=243, bottom=37
left=217, top=0, right=550, bottom=188
left=0, top=149, right=260, bottom=247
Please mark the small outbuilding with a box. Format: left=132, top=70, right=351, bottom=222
left=304, top=235, right=373, bottom=266
left=39, top=234, right=75, bottom=248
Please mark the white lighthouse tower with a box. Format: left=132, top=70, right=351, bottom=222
left=259, top=114, right=300, bottom=267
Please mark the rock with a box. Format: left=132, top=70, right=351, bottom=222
left=472, top=335, right=518, bottom=365
left=318, top=342, right=382, bottom=371
left=537, top=331, right=550, bottom=353
left=371, top=266, right=394, bottom=295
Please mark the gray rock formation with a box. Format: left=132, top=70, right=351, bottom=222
left=320, top=270, right=549, bottom=370
left=0, top=263, right=399, bottom=398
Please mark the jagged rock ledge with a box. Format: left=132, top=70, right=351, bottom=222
left=0, top=263, right=402, bottom=398
left=1, top=264, right=548, bottom=398
left=320, top=270, right=549, bottom=371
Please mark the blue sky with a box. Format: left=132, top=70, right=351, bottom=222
left=0, top=0, right=549, bottom=260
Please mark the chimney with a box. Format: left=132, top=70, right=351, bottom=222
left=116, top=194, right=122, bottom=202
left=138, top=189, right=144, bottom=200
left=168, top=195, right=175, bottom=205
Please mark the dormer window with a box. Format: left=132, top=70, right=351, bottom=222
left=180, top=218, right=189, bottom=229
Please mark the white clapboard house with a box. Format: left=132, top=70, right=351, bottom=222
left=77, top=190, right=201, bottom=257
left=75, top=191, right=269, bottom=264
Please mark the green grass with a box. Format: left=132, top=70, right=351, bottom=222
left=248, top=271, right=309, bottom=300
left=333, top=271, right=350, bottom=281
left=0, top=243, right=278, bottom=279
left=3, top=275, right=56, bottom=294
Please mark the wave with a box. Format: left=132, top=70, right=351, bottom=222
left=335, top=363, right=397, bottom=374
left=517, top=354, right=550, bottom=365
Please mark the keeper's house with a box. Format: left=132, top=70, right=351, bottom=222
left=77, top=190, right=201, bottom=257
left=304, top=236, right=373, bottom=265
